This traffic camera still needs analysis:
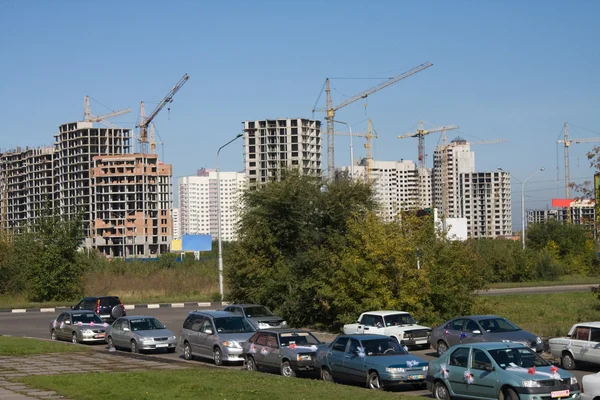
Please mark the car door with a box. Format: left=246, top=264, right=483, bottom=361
left=445, top=319, right=466, bottom=347
left=252, top=332, right=269, bottom=367
left=343, top=338, right=366, bottom=383
left=264, top=333, right=281, bottom=368
left=466, top=348, right=500, bottom=400
left=197, top=317, right=216, bottom=357
left=186, top=315, right=205, bottom=356
left=61, top=313, right=74, bottom=339
left=446, top=346, right=470, bottom=397
left=326, top=337, right=349, bottom=379
left=54, top=313, right=67, bottom=340
left=573, top=326, right=593, bottom=363
left=588, top=327, right=600, bottom=365
left=462, top=319, right=485, bottom=345
left=112, top=319, right=129, bottom=347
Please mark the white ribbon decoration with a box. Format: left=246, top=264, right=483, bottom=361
left=464, top=370, right=474, bottom=384
left=406, top=360, right=419, bottom=368
left=440, top=363, right=449, bottom=378
left=260, top=347, right=269, bottom=355
left=564, top=341, right=572, bottom=350
left=357, top=346, right=366, bottom=358
left=506, top=366, right=559, bottom=379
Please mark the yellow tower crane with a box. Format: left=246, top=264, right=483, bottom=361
left=312, top=62, right=433, bottom=178
left=398, top=120, right=459, bottom=169
left=333, top=118, right=379, bottom=180
left=83, top=96, right=132, bottom=128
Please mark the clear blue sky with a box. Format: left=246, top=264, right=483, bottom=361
left=1, top=0, right=599, bottom=228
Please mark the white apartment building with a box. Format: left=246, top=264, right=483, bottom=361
left=172, top=207, right=181, bottom=240
left=178, top=168, right=246, bottom=242
left=243, top=118, right=322, bottom=188
left=459, top=171, right=512, bottom=238
left=337, top=159, right=427, bottom=221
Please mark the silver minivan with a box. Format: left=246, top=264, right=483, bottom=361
left=179, top=310, right=256, bottom=366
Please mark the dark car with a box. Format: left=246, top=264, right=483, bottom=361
left=72, top=296, right=126, bottom=323
left=223, top=304, right=287, bottom=330
left=431, top=315, right=543, bottom=356
left=243, top=329, right=322, bottom=377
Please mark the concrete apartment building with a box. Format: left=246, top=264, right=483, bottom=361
left=172, top=207, right=180, bottom=240
left=88, top=154, right=173, bottom=258
left=243, top=118, right=321, bottom=188
left=178, top=168, right=246, bottom=242
left=0, top=145, right=54, bottom=230
left=459, top=171, right=512, bottom=238
left=528, top=199, right=595, bottom=231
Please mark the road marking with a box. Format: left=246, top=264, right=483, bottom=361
left=147, top=304, right=160, bottom=309
left=171, top=303, right=184, bottom=308
left=12, top=309, right=26, bottom=313
left=40, top=308, right=55, bottom=312
left=197, top=302, right=211, bottom=307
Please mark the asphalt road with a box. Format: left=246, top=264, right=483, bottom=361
left=0, top=305, right=594, bottom=398
left=477, top=284, right=596, bottom=296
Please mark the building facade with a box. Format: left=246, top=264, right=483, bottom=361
left=172, top=207, right=181, bottom=240
left=178, top=168, right=246, bottom=242
left=243, top=118, right=321, bottom=188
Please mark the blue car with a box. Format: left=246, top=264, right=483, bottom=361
left=427, top=342, right=580, bottom=400
left=314, top=334, right=429, bottom=390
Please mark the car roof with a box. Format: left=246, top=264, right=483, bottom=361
left=449, top=315, right=502, bottom=321
left=571, top=321, right=600, bottom=328
left=225, top=304, right=264, bottom=308
left=456, top=342, right=528, bottom=350
left=190, top=310, right=241, bottom=317
left=336, top=334, right=395, bottom=340
left=83, top=296, right=120, bottom=299
left=255, top=329, right=311, bottom=335
left=360, top=310, right=412, bottom=316
left=64, top=310, right=97, bottom=315
left=118, top=316, right=155, bottom=320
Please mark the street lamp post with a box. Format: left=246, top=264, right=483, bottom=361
left=333, top=120, right=354, bottom=178
left=498, top=167, right=544, bottom=249
left=216, top=133, right=244, bottom=301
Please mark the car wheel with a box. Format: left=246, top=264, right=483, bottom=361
left=213, top=347, right=223, bottom=366
left=500, top=387, right=519, bottom=400
left=167, top=347, right=176, bottom=353
left=130, top=340, right=139, bottom=353
left=246, top=356, right=258, bottom=372
left=51, top=329, right=57, bottom=341
left=321, top=367, right=334, bottom=382
left=183, top=341, right=193, bottom=360
left=281, top=361, right=296, bottom=377
left=437, top=340, right=449, bottom=356
left=107, top=336, right=115, bottom=349
left=71, top=332, right=79, bottom=344
left=367, top=371, right=383, bottom=390
left=561, top=353, right=576, bottom=370
left=434, top=381, right=451, bottom=400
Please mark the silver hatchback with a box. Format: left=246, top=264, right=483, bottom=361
left=179, top=310, right=256, bottom=366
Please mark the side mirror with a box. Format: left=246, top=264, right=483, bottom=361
left=204, top=329, right=213, bottom=335
left=357, top=319, right=361, bottom=323
left=123, top=327, right=130, bottom=332
left=484, top=365, right=495, bottom=372
left=472, top=330, right=481, bottom=335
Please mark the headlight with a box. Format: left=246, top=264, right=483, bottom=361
left=140, top=337, right=154, bottom=343
left=536, top=337, right=542, bottom=344
left=386, top=367, right=405, bottom=373
left=257, top=323, right=270, bottom=329
left=570, top=376, right=578, bottom=385
left=169, top=335, right=177, bottom=340
left=522, top=380, right=542, bottom=388
left=81, top=329, right=93, bottom=334
left=297, top=354, right=312, bottom=361
left=281, top=321, right=287, bottom=326
left=222, top=341, right=241, bottom=348
left=422, top=366, right=428, bottom=371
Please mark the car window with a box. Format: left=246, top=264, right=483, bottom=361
left=478, top=318, right=520, bottom=332
left=56, top=313, right=66, bottom=323
left=449, top=347, right=470, bottom=367
left=248, top=332, right=260, bottom=343
left=266, top=333, right=278, bottom=348
left=231, top=307, right=243, bottom=315
left=465, top=320, right=480, bottom=333
left=255, top=332, right=268, bottom=345
left=348, top=339, right=361, bottom=354
left=243, top=306, right=273, bottom=318
left=130, top=318, right=165, bottom=331
left=384, top=313, right=416, bottom=326
left=100, top=297, right=121, bottom=307
left=214, top=317, right=255, bottom=333
left=361, top=338, right=407, bottom=356
left=190, top=316, right=205, bottom=332
left=449, top=319, right=465, bottom=331
left=361, top=314, right=384, bottom=327
left=279, top=332, right=321, bottom=346
left=472, top=349, right=492, bottom=370
left=332, top=337, right=349, bottom=352
left=489, top=347, right=549, bottom=369
left=183, top=314, right=198, bottom=330
left=113, top=319, right=123, bottom=330
left=71, top=312, right=103, bottom=324
left=200, top=319, right=213, bottom=334
left=591, top=328, right=600, bottom=342
left=576, top=326, right=591, bottom=341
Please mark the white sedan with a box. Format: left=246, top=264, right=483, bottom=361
left=583, top=371, right=600, bottom=400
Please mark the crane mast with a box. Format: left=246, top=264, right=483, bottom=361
left=332, top=118, right=378, bottom=181
left=83, top=96, right=132, bottom=125
left=137, top=73, right=189, bottom=154
left=314, top=62, right=433, bottom=178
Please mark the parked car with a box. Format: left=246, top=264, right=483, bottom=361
left=549, top=321, right=600, bottom=370
left=427, top=342, right=580, bottom=400
left=582, top=371, right=600, bottom=400
left=223, top=304, right=287, bottom=330
left=342, top=310, right=431, bottom=349
left=179, top=310, right=256, bottom=366
left=50, top=310, right=108, bottom=344
left=243, top=329, right=322, bottom=377
left=105, top=316, right=177, bottom=354
left=314, top=334, right=429, bottom=390
left=72, top=296, right=126, bottom=323
left=431, top=315, right=543, bottom=355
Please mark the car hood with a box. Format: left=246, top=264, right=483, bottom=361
left=133, top=329, right=175, bottom=338
left=247, top=316, right=284, bottom=323
left=383, top=324, right=430, bottom=333
left=504, top=365, right=572, bottom=381
left=217, top=332, right=255, bottom=342
left=485, top=330, right=537, bottom=343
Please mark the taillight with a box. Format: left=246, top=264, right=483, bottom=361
left=96, top=299, right=100, bottom=314
left=121, top=301, right=125, bottom=311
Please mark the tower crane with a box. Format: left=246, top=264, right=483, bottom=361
left=137, top=73, right=189, bottom=154
left=312, top=62, right=433, bottom=178
left=398, top=120, right=459, bottom=169
left=83, top=96, right=132, bottom=128
left=333, top=118, right=379, bottom=180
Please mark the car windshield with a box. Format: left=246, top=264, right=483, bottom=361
left=214, top=317, right=256, bottom=333
left=72, top=313, right=103, bottom=324
left=243, top=306, right=274, bottom=318
left=384, top=313, right=417, bottom=326
left=488, top=347, right=550, bottom=370
left=361, top=339, right=409, bottom=356
left=130, top=318, right=165, bottom=331
left=478, top=318, right=520, bottom=332
left=280, top=332, right=321, bottom=347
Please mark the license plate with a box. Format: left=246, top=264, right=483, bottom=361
left=96, top=334, right=105, bottom=338
left=408, top=374, right=424, bottom=380
left=551, top=390, right=569, bottom=398
left=155, top=343, right=168, bottom=348
left=415, top=340, right=428, bottom=344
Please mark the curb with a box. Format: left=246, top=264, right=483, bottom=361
left=0, top=301, right=230, bottom=314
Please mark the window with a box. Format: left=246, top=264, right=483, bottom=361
left=255, top=333, right=268, bottom=346
left=361, top=314, right=384, bottom=327
left=200, top=319, right=213, bottom=334
left=348, top=339, right=361, bottom=354
left=591, top=328, right=600, bottom=342
left=332, top=337, right=349, bottom=352
left=472, top=349, right=492, bottom=370
left=464, top=320, right=480, bottom=333
left=267, top=333, right=278, bottom=348
left=449, top=319, right=465, bottom=331
left=576, top=326, right=591, bottom=341
left=449, top=347, right=470, bottom=368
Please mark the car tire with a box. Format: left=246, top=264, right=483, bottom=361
left=107, top=336, right=115, bottom=350
left=131, top=340, right=139, bottom=354
left=500, top=387, right=519, bottom=400
left=71, top=332, right=79, bottom=344
left=51, top=329, right=57, bottom=341
left=321, top=367, right=334, bottom=382
left=183, top=341, right=193, bottom=360
left=167, top=347, right=176, bottom=353
left=434, top=381, right=451, bottom=400
left=437, top=340, right=449, bottom=356
left=281, top=361, right=296, bottom=377
left=213, top=347, right=223, bottom=366
left=246, top=356, right=258, bottom=372
left=367, top=371, right=383, bottom=390
left=561, top=352, right=576, bottom=370
left=110, top=305, right=124, bottom=320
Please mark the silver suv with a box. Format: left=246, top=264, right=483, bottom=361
left=179, top=310, right=256, bottom=366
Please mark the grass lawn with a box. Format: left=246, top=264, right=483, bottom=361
left=0, top=336, right=90, bottom=356
left=487, top=275, right=600, bottom=289
left=18, top=368, right=414, bottom=400
left=473, top=290, right=600, bottom=338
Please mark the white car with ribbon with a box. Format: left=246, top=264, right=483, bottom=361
left=549, top=321, right=600, bottom=370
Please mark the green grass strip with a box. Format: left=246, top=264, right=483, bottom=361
left=0, top=336, right=90, bottom=356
